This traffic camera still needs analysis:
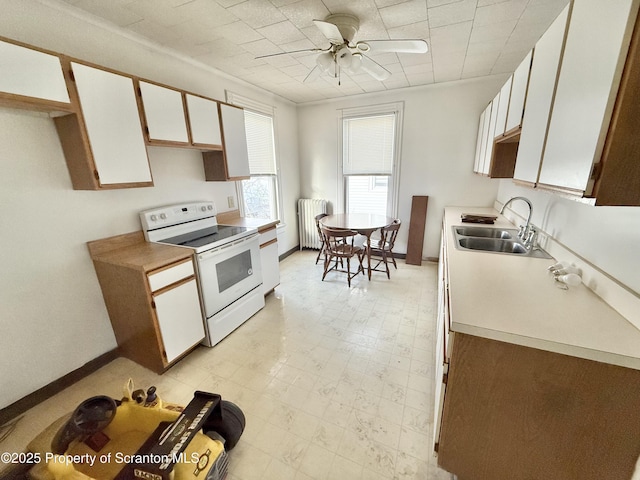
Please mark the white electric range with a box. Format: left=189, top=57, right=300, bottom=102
left=140, top=201, right=264, bottom=347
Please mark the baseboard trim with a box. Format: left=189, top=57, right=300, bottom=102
left=0, top=349, right=119, bottom=426
left=280, top=245, right=300, bottom=261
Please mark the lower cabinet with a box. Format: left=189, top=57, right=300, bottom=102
left=150, top=264, right=205, bottom=364
left=435, top=332, right=640, bottom=480
left=259, top=226, right=280, bottom=295
left=89, top=238, right=205, bottom=374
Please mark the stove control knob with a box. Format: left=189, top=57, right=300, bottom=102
left=160, top=213, right=167, bottom=220
left=201, top=206, right=207, bottom=212
left=150, top=214, right=158, bottom=222
left=207, top=205, right=213, bottom=210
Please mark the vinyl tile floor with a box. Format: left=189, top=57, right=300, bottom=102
left=1, top=250, right=452, bottom=480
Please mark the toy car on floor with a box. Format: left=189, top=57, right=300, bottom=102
left=4, top=380, right=245, bottom=480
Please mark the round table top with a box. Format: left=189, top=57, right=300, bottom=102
left=320, top=213, right=394, bottom=232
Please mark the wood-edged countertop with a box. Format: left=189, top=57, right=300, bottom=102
left=216, top=210, right=279, bottom=232
left=444, top=206, right=640, bottom=370
left=87, top=231, right=193, bottom=272
left=86, top=211, right=279, bottom=272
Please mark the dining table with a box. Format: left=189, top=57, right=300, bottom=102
left=320, top=213, right=394, bottom=280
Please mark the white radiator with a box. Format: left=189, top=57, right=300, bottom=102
left=297, top=198, right=327, bottom=250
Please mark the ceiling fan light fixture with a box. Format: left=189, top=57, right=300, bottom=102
left=316, top=51, right=333, bottom=72
left=356, top=42, right=370, bottom=53
left=347, top=53, right=362, bottom=74
left=336, top=45, right=352, bottom=68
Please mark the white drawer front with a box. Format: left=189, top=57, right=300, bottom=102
left=148, top=260, right=194, bottom=292
left=259, top=227, right=277, bottom=245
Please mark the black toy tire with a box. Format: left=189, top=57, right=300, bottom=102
left=206, top=400, right=245, bottom=451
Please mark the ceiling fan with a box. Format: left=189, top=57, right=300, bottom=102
left=256, top=14, right=429, bottom=83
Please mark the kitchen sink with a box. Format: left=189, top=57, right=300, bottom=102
left=453, top=226, right=553, bottom=259
left=458, top=237, right=528, bottom=253
left=454, top=226, right=515, bottom=239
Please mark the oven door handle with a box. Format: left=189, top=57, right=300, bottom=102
left=197, top=233, right=259, bottom=261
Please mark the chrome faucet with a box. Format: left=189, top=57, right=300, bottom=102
left=500, top=196, right=534, bottom=245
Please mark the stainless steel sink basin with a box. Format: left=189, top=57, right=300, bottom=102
left=452, top=226, right=553, bottom=259
left=454, top=226, right=515, bottom=239
left=458, top=237, right=528, bottom=254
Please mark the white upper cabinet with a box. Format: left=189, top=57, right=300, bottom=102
left=220, top=103, right=250, bottom=179
left=514, top=6, right=570, bottom=185
left=481, top=92, right=501, bottom=175
left=186, top=94, right=222, bottom=146
left=70, top=62, right=152, bottom=186
left=473, top=105, right=488, bottom=173
left=138, top=81, right=189, bottom=144
left=494, top=76, right=512, bottom=138
left=538, top=0, right=638, bottom=193
left=0, top=39, right=69, bottom=104
left=505, top=50, right=533, bottom=133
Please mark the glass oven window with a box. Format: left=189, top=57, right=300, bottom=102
left=216, top=250, right=253, bottom=292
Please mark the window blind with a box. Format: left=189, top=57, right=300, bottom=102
left=343, top=113, right=396, bottom=175
left=244, top=110, right=276, bottom=175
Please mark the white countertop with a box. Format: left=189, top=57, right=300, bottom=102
left=444, top=206, right=640, bottom=370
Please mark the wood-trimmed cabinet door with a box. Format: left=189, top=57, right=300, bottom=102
left=137, top=80, right=189, bottom=145
left=0, top=38, right=71, bottom=112
left=259, top=226, right=280, bottom=295
left=514, top=5, right=570, bottom=186
left=55, top=60, right=152, bottom=189
left=203, top=103, right=251, bottom=181
left=147, top=259, right=205, bottom=366
left=538, top=0, right=638, bottom=197
left=185, top=93, right=222, bottom=148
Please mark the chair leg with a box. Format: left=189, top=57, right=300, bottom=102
left=382, top=251, right=390, bottom=279
left=315, top=245, right=323, bottom=264
left=322, top=254, right=330, bottom=281
left=390, top=253, right=397, bottom=269
left=346, top=256, right=351, bottom=287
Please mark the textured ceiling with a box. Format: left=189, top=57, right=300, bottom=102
left=59, top=0, right=570, bottom=103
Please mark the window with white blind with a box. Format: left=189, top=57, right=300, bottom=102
left=227, top=92, right=280, bottom=220
left=341, top=104, right=403, bottom=216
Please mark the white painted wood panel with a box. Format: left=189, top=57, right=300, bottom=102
left=71, top=62, right=151, bottom=185
left=260, top=240, right=280, bottom=294
left=139, top=81, right=188, bottom=143
left=477, top=104, right=492, bottom=174
left=494, top=76, right=512, bottom=137
left=481, top=92, right=500, bottom=175
left=473, top=107, right=486, bottom=173
left=505, top=50, right=532, bottom=133
left=153, top=278, right=204, bottom=363
left=0, top=40, right=69, bottom=103
left=186, top=94, right=222, bottom=146
left=220, top=103, right=250, bottom=178
left=514, top=6, right=570, bottom=184
left=148, top=260, right=194, bottom=292
left=539, top=0, right=636, bottom=192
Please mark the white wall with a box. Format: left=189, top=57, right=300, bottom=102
left=497, top=182, right=640, bottom=294
left=298, top=76, right=506, bottom=259
left=0, top=0, right=300, bottom=408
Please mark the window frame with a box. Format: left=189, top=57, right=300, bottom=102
left=338, top=102, right=404, bottom=217
left=226, top=91, right=282, bottom=222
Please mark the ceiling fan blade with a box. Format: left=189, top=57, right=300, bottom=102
left=303, top=65, right=322, bottom=83
left=360, top=55, right=391, bottom=81
left=255, top=48, right=324, bottom=59
left=313, top=19, right=344, bottom=45
left=356, top=39, right=428, bottom=54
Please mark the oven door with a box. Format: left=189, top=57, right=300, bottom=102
left=196, top=233, right=262, bottom=318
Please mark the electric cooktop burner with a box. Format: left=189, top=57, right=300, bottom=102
left=158, top=224, right=252, bottom=249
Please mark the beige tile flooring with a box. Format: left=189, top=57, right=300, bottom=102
left=1, top=250, right=451, bottom=480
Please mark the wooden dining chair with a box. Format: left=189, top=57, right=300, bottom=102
left=369, top=219, right=401, bottom=279
left=320, top=226, right=365, bottom=287
left=314, top=213, right=329, bottom=264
